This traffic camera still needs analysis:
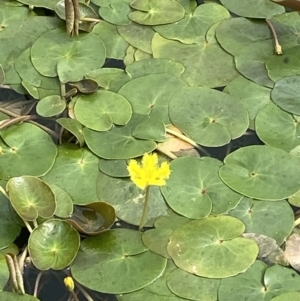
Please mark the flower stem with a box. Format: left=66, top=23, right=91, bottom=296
left=266, top=18, right=282, bottom=55
left=139, top=186, right=151, bottom=231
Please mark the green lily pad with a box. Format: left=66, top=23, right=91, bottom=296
left=161, top=157, right=242, bottom=218
left=152, top=33, right=239, bottom=88
left=83, top=113, right=157, bottom=159
left=228, top=197, right=294, bottom=245
left=256, top=102, right=300, bottom=152
left=67, top=201, right=115, bottom=235
left=36, top=95, right=66, bottom=117
left=14, top=48, right=61, bottom=99
left=0, top=188, right=21, bottom=249
left=216, top=17, right=272, bottom=56
left=167, top=268, right=220, bottom=301
left=97, top=172, right=168, bottom=226
left=92, top=21, right=129, bottom=59
left=0, top=16, right=63, bottom=85
left=219, top=0, right=284, bottom=18
left=117, top=23, right=155, bottom=54
left=74, top=90, right=132, bottom=131
left=42, top=144, right=99, bottom=205
left=266, top=46, right=300, bottom=82
left=167, top=216, right=259, bottom=278
left=0, top=254, right=9, bottom=290
left=271, top=75, right=300, bottom=115
left=47, top=184, right=73, bottom=218
left=28, top=219, right=80, bottom=270
left=71, top=229, right=167, bottom=293
left=118, top=74, right=187, bottom=125
left=219, top=145, right=300, bottom=200
left=0, top=123, right=57, bottom=180
left=16, top=0, right=59, bottom=9
left=31, top=27, right=106, bottom=83
left=56, top=118, right=85, bottom=148
left=154, top=2, right=230, bottom=44
left=235, top=40, right=274, bottom=88
left=218, top=260, right=300, bottom=301
left=7, top=176, right=56, bottom=221
left=125, top=58, right=185, bottom=78
left=99, top=159, right=129, bottom=177
left=154, top=210, right=190, bottom=230
left=169, top=86, right=249, bottom=147
left=129, top=0, right=185, bottom=25
left=226, top=75, right=271, bottom=120
left=0, top=292, right=40, bottom=301
left=99, top=1, right=132, bottom=25
left=142, top=228, right=172, bottom=259
left=270, top=293, right=300, bottom=301
left=85, top=68, right=131, bottom=92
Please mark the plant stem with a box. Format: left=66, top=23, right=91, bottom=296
left=166, top=128, right=198, bottom=147
left=156, top=145, right=177, bottom=159
left=33, top=271, right=42, bottom=297
left=80, top=17, right=101, bottom=23
left=23, top=220, right=33, bottom=233
left=0, top=186, right=8, bottom=198
left=75, top=282, right=94, bottom=301
left=294, top=217, right=300, bottom=227
left=266, top=18, right=282, bottom=54
left=139, top=185, right=151, bottom=231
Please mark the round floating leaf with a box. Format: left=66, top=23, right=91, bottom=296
left=256, top=102, right=300, bottom=152
left=154, top=210, right=190, bottom=231
left=67, top=202, right=116, bottom=235
left=117, top=23, right=155, bottom=54
left=235, top=40, right=274, bottom=88
left=0, top=16, right=63, bottom=85
left=228, top=198, right=294, bottom=245
left=31, top=28, right=106, bottom=83
left=99, top=1, right=132, bottom=25
left=270, top=293, right=300, bottom=301
left=0, top=254, right=9, bottom=290
left=97, top=172, right=168, bottom=226
left=266, top=46, right=300, bottom=82
left=219, top=145, right=300, bottom=200
left=167, top=216, right=258, bottom=278
left=226, top=75, right=271, bottom=120
left=7, top=176, right=56, bottom=221
left=167, top=268, right=220, bottom=301
left=154, top=2, right=230, bottom=44
left=219, top=0, right=284, bottom=18
left=142, top=228, right=172, bottom=259
left=0, top=292, right=40, bottom=301
left=219, top=260, right=300, bottom=301
left=47, top=184, right=73, bottom=218
left=36, top=95, right=66, bottom=117
left=216, top=17, right=272, bottom=56
left=169, top=86, right=249, bottom=147
left=125, top=58, right=185, bottom=78
left=84, top=113, right=157, bottom=159
left=162, top=157, right=242, bottom=218
left=56, top=118, right=85, bottom=148
left=271, top=75, right=300, bottom=115
left=0, top=123, right=57, bottom=180
left=28, top=219, right=80, bottom=270
left=129, top=0, right=185, bottom=25
left=152, top=33, right=238, bottom=88
left=74, top=90, right=132, bottom=131
left=118, top=74, right=187, bottom=125
left=71, top=229, right=167, bottom=293
left=0, top=182, right=21, bottom=249
left=16, top=0, right=59, bottom=9
left=42, top=145, right=99, bottom=205
left=99, top=159, right=129, bottom=177
left=92, top=21, right=129, bottom=59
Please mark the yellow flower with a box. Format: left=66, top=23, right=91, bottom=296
left=64, top=276, right=75, bottom=291
left=127, top=153, right=171, bottom=190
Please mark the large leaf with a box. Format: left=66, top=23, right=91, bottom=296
left=31, top=28, right=106, bottom=83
